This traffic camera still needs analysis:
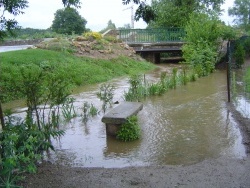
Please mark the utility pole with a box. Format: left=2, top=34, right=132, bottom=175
left=123, top=5, right=134, bottom=29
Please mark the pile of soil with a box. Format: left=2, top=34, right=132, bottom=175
left=35, top=37, right=144, bottom=61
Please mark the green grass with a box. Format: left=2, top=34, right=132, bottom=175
left=0, top=49, right=155, bottom=102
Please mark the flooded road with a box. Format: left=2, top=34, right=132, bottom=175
left=43, top=65, right=246, bottom=168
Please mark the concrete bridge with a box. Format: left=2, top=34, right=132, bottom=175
left=118, top=28, right=185, bottom=63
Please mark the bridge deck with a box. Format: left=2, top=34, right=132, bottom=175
left=134, top=47, right=181, bottom=52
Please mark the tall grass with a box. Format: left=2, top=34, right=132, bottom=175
left=0, top=49, right=155, bottom=103
left=124, top=66, right=198, bottom=101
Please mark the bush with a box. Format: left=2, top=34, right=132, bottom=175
left=116, top=116, right=140, bottom=142
left=233, top=42, right=245, bottom=68
left=243, top=37, right=250, bottom=56
left=0, top=122, right=52, bottom=187
left=84, top=32, right=102, bottom=40
left=183, top=13, right=226, bottom=76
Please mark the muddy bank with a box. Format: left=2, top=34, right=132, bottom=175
left=227, top=103, right=250, bottom=153
left=20, top=155, right=250, bottom=188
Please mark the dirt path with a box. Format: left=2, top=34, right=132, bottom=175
left=20, top=156, right=250, bottom=188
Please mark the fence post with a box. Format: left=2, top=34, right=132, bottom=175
left=227, top=41, right=231, bottom=103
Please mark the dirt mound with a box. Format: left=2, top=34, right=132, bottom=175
left=35, top=37, right=145, bottom=61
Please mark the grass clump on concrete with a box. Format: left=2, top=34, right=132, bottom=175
left=116, top=116, right=140, bottom=142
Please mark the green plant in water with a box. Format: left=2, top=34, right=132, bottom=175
left=180, top=67, right=188, bottom=85
left=61, top=97, right=77, bottom=122
left=97, top=84, right=115, bottom=113
left=81, top=102, right=98, bottom=122
left=81, top=102, right=90, bottom=122
left=89, top=103, right=98, bottom=117
left=124, top=74, right=148, bottom=102
left=116, top=116, right=140, bottom=142
left=170, top=68, right=178, bottom=89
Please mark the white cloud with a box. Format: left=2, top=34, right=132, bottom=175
left=220, top=0, right=235, bottom=25
left=8, top=0, right=147, bottom=31
left=6, top=0, right=236, bottom=30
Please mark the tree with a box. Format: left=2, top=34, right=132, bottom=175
left=123, top=0, right=156, bottom=23
left=119, top=23, right=131, bottom=29
left=123, top=0, right=225, bottom=24
left=182, top=13, right=228, bottom=76
left=228, top=0, right=250, bottom=30
left=148, top=0, right=225, bottom=28
left=107, top=20, right=116, bottom=30
left=62, top=0, right=81, bottom=8
left=51, top=7, right=87, bottom=35
left=100, top=20, right=116, bottom=33
left=149, top=0, right=195, bottom=27
left=0, top=0, right=28, bottom=40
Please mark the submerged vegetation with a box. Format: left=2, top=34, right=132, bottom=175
left=124, top=67, right=197, bottom=102
left=116, top=116, right=140, bottom=142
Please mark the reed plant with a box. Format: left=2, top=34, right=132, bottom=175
left=124, top=74, right=148, bottom=102
left=81, top=102, right=98, bottom=122
left=97, top=84, right=115, bottom=113
left=61, top=98, right=77, bottom=122
left=124, top=66, right=198, bottom=101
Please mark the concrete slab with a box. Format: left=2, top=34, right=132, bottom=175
left=102, top=102, right=143, bottom=125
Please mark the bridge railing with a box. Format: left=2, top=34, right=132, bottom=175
left=118, top=28, right=185, bottom=43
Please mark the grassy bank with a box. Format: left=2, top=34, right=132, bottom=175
left=0, top=49, right=155, bottom=103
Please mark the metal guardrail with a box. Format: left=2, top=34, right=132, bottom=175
left=118, top=28, right=185, bottom=43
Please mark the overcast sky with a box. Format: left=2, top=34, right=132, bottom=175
left=6, top=0, right=235, bottom=31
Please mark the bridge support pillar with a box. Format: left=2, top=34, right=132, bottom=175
left=140, top=52, right=160, bottom=64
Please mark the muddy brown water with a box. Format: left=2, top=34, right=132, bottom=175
left=231, top=67, right=250, bottom=119
left=4, top=64, right=246, bottom=168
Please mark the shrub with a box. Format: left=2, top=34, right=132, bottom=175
left=0, top=121, right=62, bottom=187
left=84, top=32, right=102, bottom=40
left=233, top=42, right=245, bottom=68
left=116, top=116, right=140, bottom=142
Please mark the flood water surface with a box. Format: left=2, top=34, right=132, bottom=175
left=47, top=67, right=246, bottom=168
